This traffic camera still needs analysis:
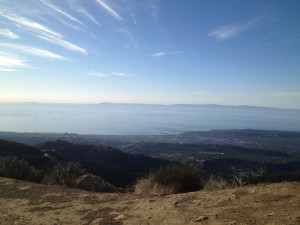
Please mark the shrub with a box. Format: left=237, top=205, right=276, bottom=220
left=203, top=173, right=249, bottom=190
left=231, top=174, right=248, bottom=187
left=134, top=164, right=203, bottom=195
left=0, top=156, right=42, bottom=182
left=42, top=162, right=86, bottom=187
left=203, top=173, right=230, bottom=190
left=73, top=174, right=118, bottom=192
left=134, top=174, right=175, bottom=195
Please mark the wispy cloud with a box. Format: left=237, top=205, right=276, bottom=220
left=91, top=34, right=106, bottom=46
left=112, top=72, right=133, bottom=77
left=0, top=29, right=19, bottom=39
left=0, top=43, right=67, bottom=61
left=95, top=0, right=124, bottom=21
left=87, top=71, right=132, bottom=78
left=39, top=0, right=83, bottom=25
left=57, top=17, right=80, bottom=30
left=112, top=72, right=126, bottom=77
left=131, top=14, right=137, bottom=25
left=77, top=8, right=100, bottom=26
left=1, top=12, right=62, bottom=38
left=147, top=0, right=160, bottom=21
left=152, top=51, right=182, bottom=58
left=1, top=13, right=87, bottom=55
left=0, top=52, right=30, bottom=69
left=38, top=35, right=87, bottom=55
left=87, top=71, right=109, bottom=77
left=209, top=17, right=266, bottom=41
left=117, top=28, right=138, bottom=49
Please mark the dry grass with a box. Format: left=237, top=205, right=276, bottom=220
left=136, top=172, right=247, bottom=194
left=231, top=174, right=247, bottom=187
left=134, top=175, right=175, bottom=196
left=203, top=174, right=248, bottom=190
left=203, top=174, right=230, bottom=190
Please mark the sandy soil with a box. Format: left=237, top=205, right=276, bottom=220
left=0, top=177, right=299, bottom=225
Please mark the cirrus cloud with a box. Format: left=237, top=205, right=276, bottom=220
left=0, top=29, right=19, bottom=39
left=0, top=52, right=30, bottom=70
left=0, top=12, right=87, bottom=55
left=209, top=17, right=267, bottom=41
left=0, top=43, right=68, bottom=61
left=95, top=0, right=124, bottom=22
left=39, top=0, right=83, bottom=25
left=152, top=51, right=182, bottom=58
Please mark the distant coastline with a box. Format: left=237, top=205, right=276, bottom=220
left=1, top=101, right=300, bottom=110
left=1, top=103, right=300, bottom=135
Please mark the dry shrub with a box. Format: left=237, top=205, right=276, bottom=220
left=134, top=175, right=174, bottom=195
left=204, top=174, right=248, bottom=190
left=231, top=174, right=247, bottom=187
left=134, top=164, right=203, bottom=195
left=203, top=174, right=230, bottom=190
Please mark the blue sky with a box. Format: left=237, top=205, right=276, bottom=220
left=0, top=0, right=300, bottom=108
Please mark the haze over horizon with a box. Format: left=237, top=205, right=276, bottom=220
left=1, top=0, right=300, bottom=109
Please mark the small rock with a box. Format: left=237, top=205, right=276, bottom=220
left=173, top=201, right=179, bottom=205
left=149, top=199, right=156, bottom=202
left=193, top=216, right=209, bottom=222
left=114, top=215, right=125, bottom=220
left=266, top=213, right=274, bottom=217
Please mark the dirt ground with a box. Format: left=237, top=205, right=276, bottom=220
left=0, top=177, right=299, bottom=225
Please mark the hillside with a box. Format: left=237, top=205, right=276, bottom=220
left=0, top=139, right=170, bottom=187
left=123, top=142, right=300, bottom=183
left=0, top=177, right=299, bottom=225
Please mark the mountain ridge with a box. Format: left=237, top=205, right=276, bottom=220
left=0, top=139, right=171, bottom=187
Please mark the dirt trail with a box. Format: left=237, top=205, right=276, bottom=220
left=0, top=177, right=299, bottom=225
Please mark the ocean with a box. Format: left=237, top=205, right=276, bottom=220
left=0, top=103, right=299, bottom=135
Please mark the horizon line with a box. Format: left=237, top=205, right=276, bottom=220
left=0, top=101, right=299, bottom=110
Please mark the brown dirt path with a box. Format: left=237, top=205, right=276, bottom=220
left=0, top=177, right=299, bottom=225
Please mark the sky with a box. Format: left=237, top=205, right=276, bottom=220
left=0, top=0, right=300, bottom=109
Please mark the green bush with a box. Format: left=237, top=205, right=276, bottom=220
left=42, top=162, right=86, bottom=187
left=0, top=156, right=42, bottom=182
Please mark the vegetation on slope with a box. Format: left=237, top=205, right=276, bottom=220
left=0, top=139, right=171, bottom=191
left=135, top=164, right=203, bottom=195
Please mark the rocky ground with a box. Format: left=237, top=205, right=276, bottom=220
left=0, top=177, right=299, bottom=225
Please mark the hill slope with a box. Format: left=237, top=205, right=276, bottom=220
left=0, top=177, right=299, bottom=225
left=0, top=139, right=170, bottom=187
left=36, top=140, right=170, bottom=187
